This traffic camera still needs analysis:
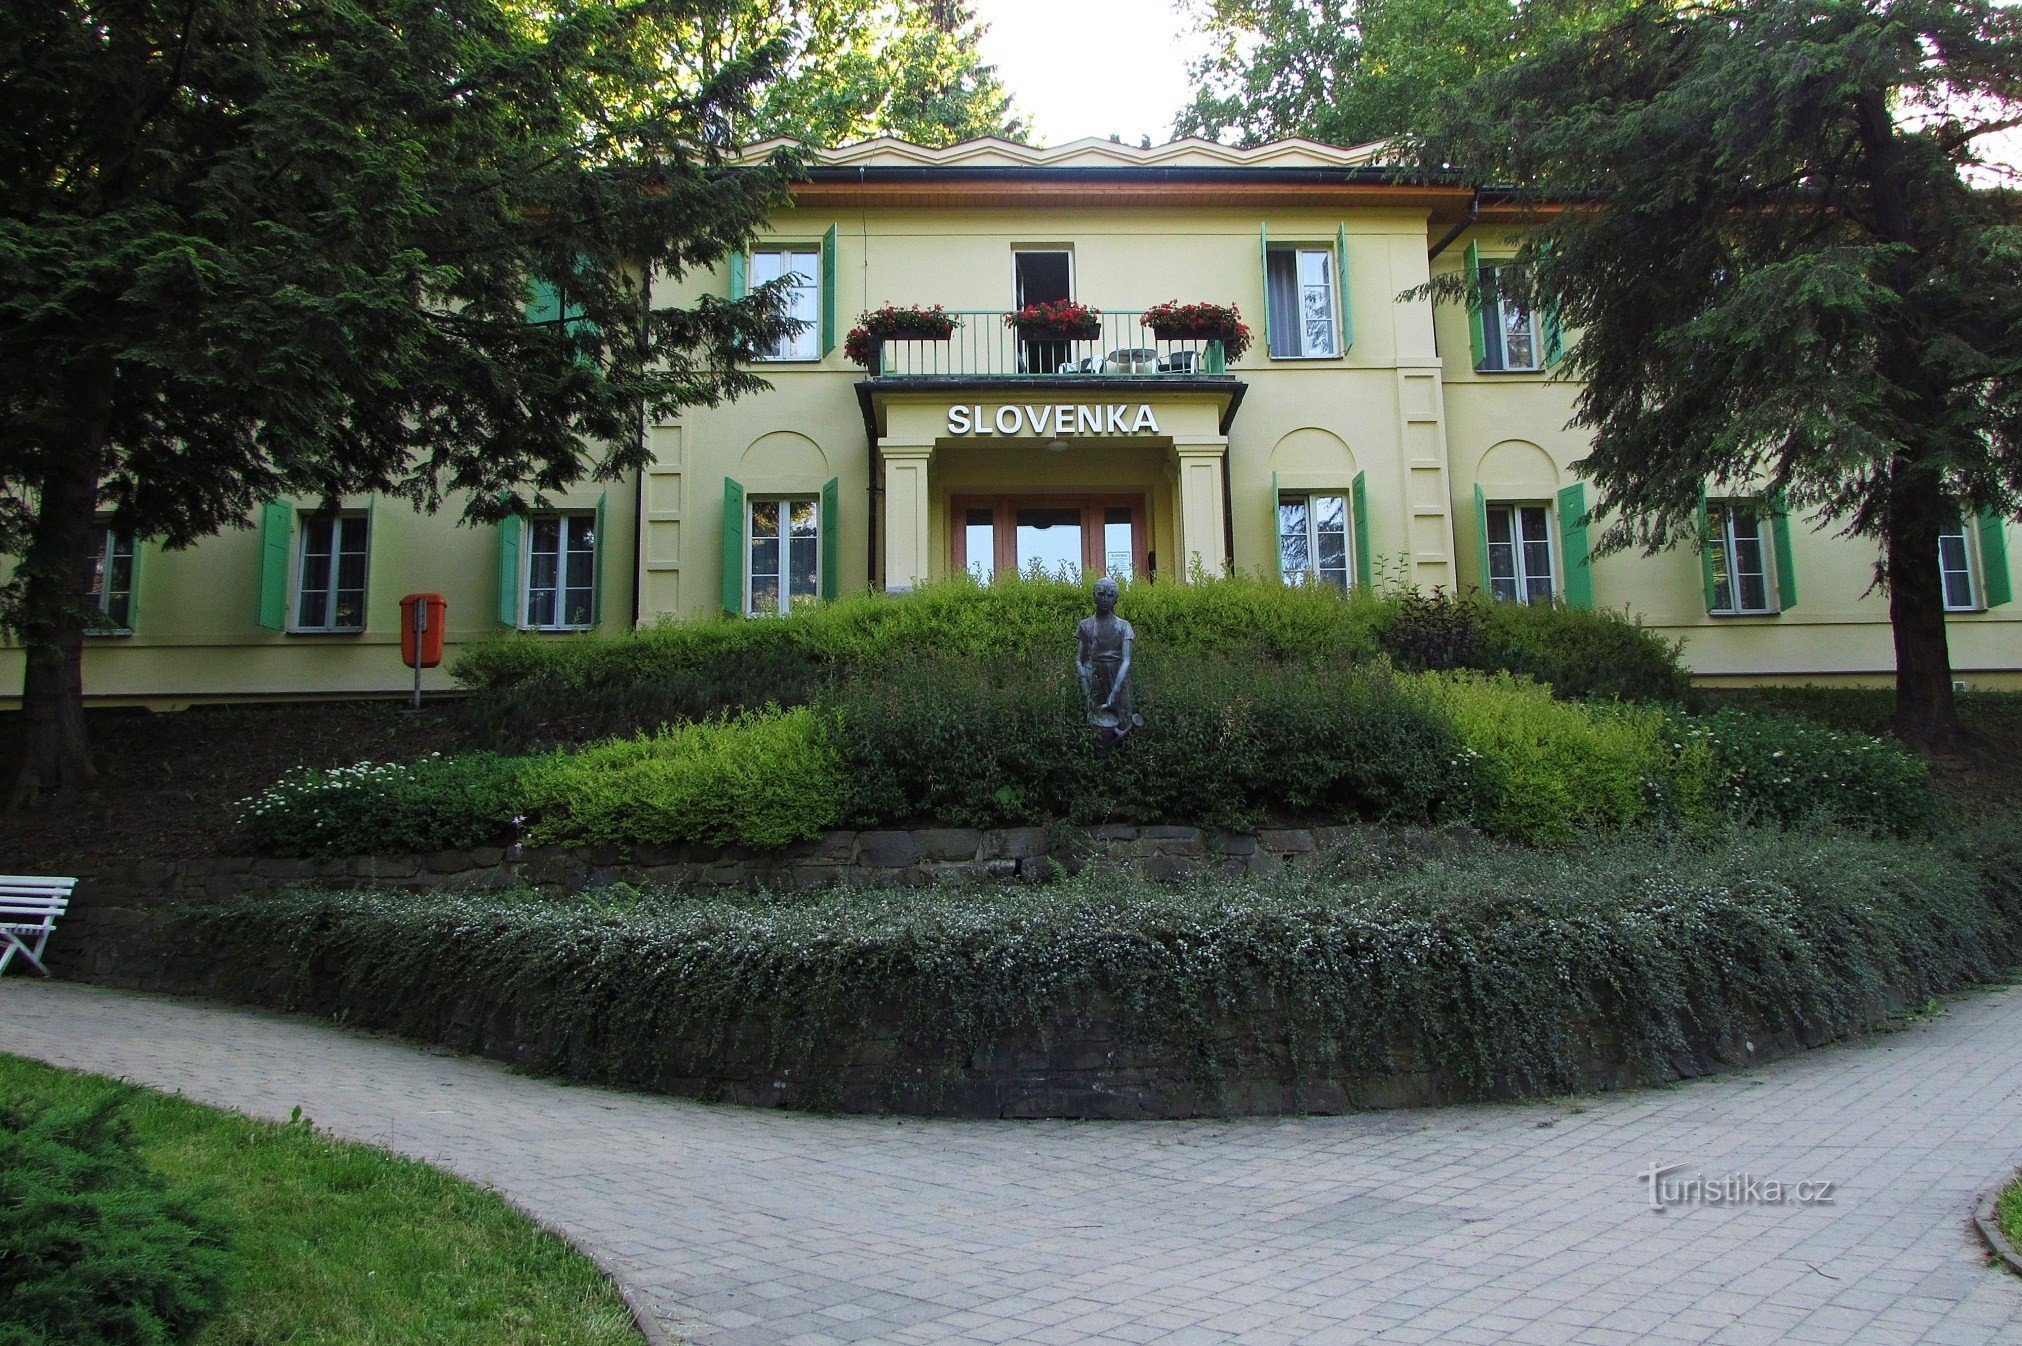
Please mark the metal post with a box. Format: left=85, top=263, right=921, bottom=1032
left=410, top=598, right=426, bottom=710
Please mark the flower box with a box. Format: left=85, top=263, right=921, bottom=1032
left=1140, top=301, right=1251, bottom=363
left=846, top=305, right=959, bottom=370
left=1004, top=300, right=1101, bottom=340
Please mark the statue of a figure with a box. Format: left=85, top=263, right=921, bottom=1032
left=1076, top=577, right=1144, bottom=750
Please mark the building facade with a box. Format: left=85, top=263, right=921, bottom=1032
left=12, top=135, right=2018, bottom=707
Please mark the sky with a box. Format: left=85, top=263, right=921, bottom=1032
left=970, top=0, right=1203, bottom=147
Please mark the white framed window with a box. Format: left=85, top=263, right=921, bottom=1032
left=1938, top=521, right=1979, bottom=612
left=1479, top=263, right=1542, bottom=372
left=1279, top=492, right=1351, bottom=589
left=1707, top=501, right=1774, bottom=615
left=524, top=512, right=597, bottom=630
left=295, top=513, right=368, bottom=631
left=751, top=248, right=820, bottom=361
left=1485, top=503, right=1556, bottom=604
left=86, top=526, right=135, bottom=633
left=1266, top=248, right=1339, bottom=358
left=748, top=496, right=820, bottom=615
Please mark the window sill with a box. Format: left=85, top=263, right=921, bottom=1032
left=84, top=629, right=134, bottom=639
left=286, top=627, right=366, bottom=636
left=520, top=625, right=596, bottom=634
left=1266, top=353, right=1346, bottom=363
left=1705, top=609, right=1781, bottom=619
left=1471, top=366, right=1550, bottom=376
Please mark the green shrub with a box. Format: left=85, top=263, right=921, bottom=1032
left=0, top=1094, right=232, bottom=1346
left=828, top=654, right=1460, bottom=831
left=235, top=753, right=527, bottom=858
left=526, top=706, right=844, bottom=849
left=1410, top=672, right=1708, bottom=842
left=451, top=577, right=1687, bottom=746
left=1671, top=706, right=1935, bottom=835
left=178, top=824, right=2022, bottom=1109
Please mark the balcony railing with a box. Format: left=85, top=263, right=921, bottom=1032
left=865, top=310, right=1237, bottom=379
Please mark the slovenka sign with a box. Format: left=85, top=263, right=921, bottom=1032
left=946, top=403, right=1162, bottom=437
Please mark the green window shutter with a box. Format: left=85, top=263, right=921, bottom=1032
left=820, top=476, right=840, bottom=600
left=722, top=477, right=746, bottom=615
left=820, top=224, right=838, bottom=358
left=1558, top=483, right=1594, bottom=610
left=1978, top=509, right=2012, bottom=607
left=1259, top=223, right=1273, bottom=357
left=256, top=500, right=292, bottom=631
left=1696, top=491, right=1719, bottom=613
left=496, top=513, right=524, bottom=627
left=592, top=490, right=609, bottom=627
left=1543, top=305, right=1565, bottom=367
left=1474, top=484, right=1491, bottom=592
left=1335, top=223, right=1353, bottom=352
left=1351, top=471, right=1372, bottom=590
left=1465, top=239, right=1487, bottom=371
left=1769, top=491, right=1798, bottom=611
left=729, top=251, right=747, bottom=301
left=526, top=278, right=562, bottom=325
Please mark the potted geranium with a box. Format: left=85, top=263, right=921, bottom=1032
left=1141, top=300, right=1250, bottom=363
left=1003, top=299, right=1101, bottom=339
left=845, top=304, right=959, bottom=372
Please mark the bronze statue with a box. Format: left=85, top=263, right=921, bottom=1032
left=1076, top=576, right=1143, bottom=750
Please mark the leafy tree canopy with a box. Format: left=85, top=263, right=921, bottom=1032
left=674, top=0, right=1026, bottom=146
left=0, top=0, right=806, bottom=802
left=1409, top=0, right=2022, bottom=744
left=1174, top=0, right=1629, bottom=147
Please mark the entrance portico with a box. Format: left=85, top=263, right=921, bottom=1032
left=858, top=380, right=1244, bottom=591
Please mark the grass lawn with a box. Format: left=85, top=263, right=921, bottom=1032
left=0, top=1053, right=644, bottom=1346
left=2000, top=1172, right=2022, bottom=1252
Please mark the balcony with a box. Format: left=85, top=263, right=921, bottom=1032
left=862, top=310, right=1239, bottom=380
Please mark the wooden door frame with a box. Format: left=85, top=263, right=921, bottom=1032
left=952, top=492, right=1150, bottom=581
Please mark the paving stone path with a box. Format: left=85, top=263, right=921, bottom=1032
left=5, top=979, right=2021, bottom=1345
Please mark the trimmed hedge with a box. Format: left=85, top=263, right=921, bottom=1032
left=0, top=1093, right=233, bottom=1346
left=237, top=668, right=1935, bottom=855
left=181, top=823, right=2022, bottom=1110
left=526, top=707, right=843, bottom=849
left=451, top=577, right=1689, bottom=748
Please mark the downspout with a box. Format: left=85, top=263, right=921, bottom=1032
left=632, top=262, right=650, bottom=629
left=1220, top=447, right=1234, bottom=578
left=1427, top=188, right=1481, bottom=263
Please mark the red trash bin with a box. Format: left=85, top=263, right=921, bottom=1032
left=399, top=593, right=447, bottom=669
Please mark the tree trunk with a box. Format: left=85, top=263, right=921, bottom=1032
left=1884, top=459, right=1962, bottom=750
left=8, top=423, right=109, bottom=808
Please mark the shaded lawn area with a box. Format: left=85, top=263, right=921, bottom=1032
left=2001, top=1172, right=2022, bottom=1252
left=0, top=1053, right=643, bottom=1346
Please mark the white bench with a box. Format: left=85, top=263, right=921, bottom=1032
left=0, top=875, right=77, bottom=977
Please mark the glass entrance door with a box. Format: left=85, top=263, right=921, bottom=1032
left=954, top=495, right=1147, bottom=583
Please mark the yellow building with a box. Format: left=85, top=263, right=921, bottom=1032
left=10, top=135, right=2018, bottom=706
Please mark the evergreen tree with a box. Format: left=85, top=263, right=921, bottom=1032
left=0, top=0, right=804, bottom=803
left=1412, top=0, right=2022, bottom=746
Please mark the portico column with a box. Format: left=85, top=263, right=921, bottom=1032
left=1174, top=442, right=1230, bottom=580
left=882, top=444, right=933, bottom=593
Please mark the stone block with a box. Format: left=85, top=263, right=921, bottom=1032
left=855, top=830, right=919, bottom=867
left=1091, top=823, right=1138, bottom=841
left=913, top=828, right=984, bottom=861
left=1257, top=828, right=1315, bottom=854
left=981, top=827, right=1048, bottom=860
left=425, top=850, right=475, bottom=875
left=1209, top=832, right=1258, bottom=856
